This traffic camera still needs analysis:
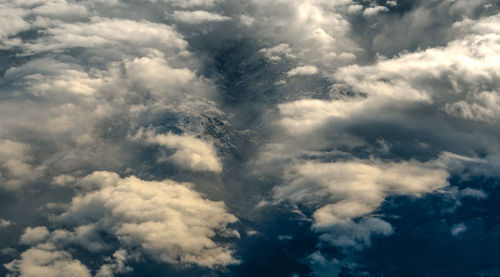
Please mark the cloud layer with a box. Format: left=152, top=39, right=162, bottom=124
left=0, top=0, right=499, bottom=276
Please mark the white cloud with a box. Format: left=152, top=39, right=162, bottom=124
left=18, top=17, right=188, bottom=55
left=278, top=98, right=367, bottom=134
left=259, top=43, right=295, bottom=61
left=273, top=159, right=449, bottom=247
left=363, top=6, right=389, bottom=16
left=332, top=16, right=500, bottom=120
left=287, top=65, right=319, bottom=77
left=0, top=140, right=44, bottom=190
left=0, top=219, right=11, bottom=228
left=20, top=227, right=50, bottom=245
left=460, top=187, right=488, bottom=199
left=95, top=249, right=131, bottom=277
left=317, top=217, right=393, bottom=248
left=386, top=1, right=397, bottom=7
left=450, top=223, right=467, bottom=236
left=0, top=3, right=30, bottom=42
left=5, top=244, right=91, bottom=277
left=138, top=130, right=223, bottom=173
left=263, top=16, right=500, bottom=253
left=245, top=0, right=358, bottom=71
left=239, top=14, right=255, bottom=25
left=171, top=10, right=231, bottom=24
left=443, top=91, right=500, bottom=122
left=57, top=171, right=237, bottom=267
left=159, top=0, right=217, bottom=8
left=347, top=4, right=363, bottom=14
left=124, top=52, right=199, bottom=97
left=0, top=0, right=498, bottom=275
left=31, top=0, right=88, bottom=21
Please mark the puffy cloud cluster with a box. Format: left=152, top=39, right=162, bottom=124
left=260, top=2, right=500, bottom=257
left=170, top=10, right=231, bottom=24
left=0, top=140, right=44, bottom=190
left=0, top=0, right=222, bottom=190
left=5, top=244, right=91, bottom=277
left=273, top=159, right=448, bottom=248
left=0, top=0, right=236, bottom=275
left=278, top=13, right=500, bottom=136
left=367, top=0, right=497, bottom=56
left=20, top=227, right=50, bottom=245
left=56, top=172, right=238, bottom=267
left=246, top=0, right=361, bottom=70
left=6, top=172, right=238, bottom=276
left=286, top=65, right=319, bottom=77
left=0, top=0, right=499, bottom=275
left=0, top=219, right=11, bottom=228
left=335, top=17, right=500, bottom=118
left=9, top=18, right=186, bottom=55
left=137, top=130, right=223, bottom=173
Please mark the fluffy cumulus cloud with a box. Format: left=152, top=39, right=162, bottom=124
left=5, top=244, right=91, bottom=277
left=0, top=2, right=30, bottom=41
left=286, top=65, right=319, bottom=77
left=0, top=0, right=235, bottom=274
left=6, top=172, right=238, bottom=276
left=247, top=0, right=360, bottom=70
left=0, top=140, right=44, bottom=190
left=0, top=219, right=11, bottom=228
left=138, top=130, right=223, bottom=173
left=251, top=2, right=500, bottom=274
left=8, top=17, right=187, bottom=55
left=334, top=16, right=500, bottom=116
left=273, top=159, right=448, bottom=248
left=20, top=227, right=50, bottom=245
left=170, top=10, right=231, bottom=24
left=56, top=171, right=238, bottom=267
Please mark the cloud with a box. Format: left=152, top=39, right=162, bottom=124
left=277, top=98, right=368, bottom=134
left=317, top=217, right=393, bottom=248
left=0, top=0, right=498, bottom=275
left=262, top=14, right=499, bottom=253
left=11, top=17, right=188, bottom=55
left=240, top=0, right=359, bottom=71
left=158, top=0, right=218, bottom=8
left=0, top=3, right=30, bottom=42
left=287, top=65, right=319, bottom=77
left=460, top=187, right=488, bottom=199
left=450, top=223, right=467, bottom=236
left=55, top=171, right=237, bottom=267
left=443, top=91, right=500, bottom=122
left=30, top=0, right=89, bottom=21
left=95, top=249, right=131, bottom=277
left=363, top=6, right=389, bottom=16
left=0, top=140, right=44, bottom=190
left=386, top=1, right=397, bottom=7
left=137, top=130, right=223, bottom=173
left=20, top=227, right=50, bottom=245
left=123, top=51, right=212, bottom=99
left=259, top=43, right=295, bottom=61
left=171, top=10, right=231, bottom=24
left=5, top=244, right=91, bottom=277
left=273, top=159, right=448, bottom=247
left=0, top=219, right=11, bottom=228
left=271, top=14, right=500, bottom=162
left=367, top=0, right=496, bottom=56
left=334, top=27, right=500, bottom=110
